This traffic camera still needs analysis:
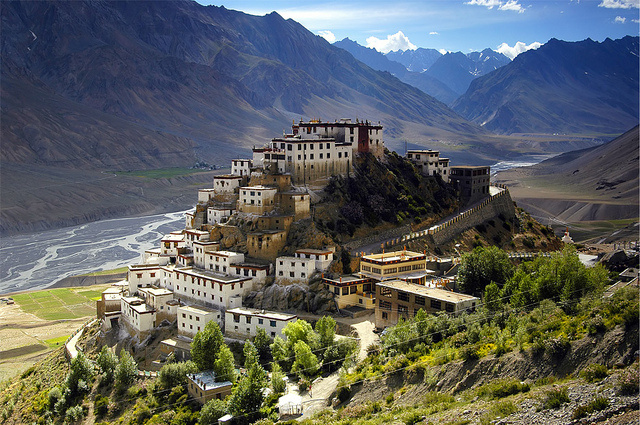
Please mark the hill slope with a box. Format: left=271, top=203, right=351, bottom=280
left=2, top=0, right=487, bottom=170
left=495, top=126, right=639, bottom=224
left=453, top=36, right=640, bottom=135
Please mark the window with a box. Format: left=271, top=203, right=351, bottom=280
left=246, top=316, right=251, bottom=324
left=382, top=311, right=388, bottom=319
left=445, top=303, right=454, bottom=313
left=234, top=314, right=240, bottom=323
left=415, top=296, right=425, bottom=306
left=350, top=286, right=357, bottom=294
left=270, top=320, right=276, bottom=327
left=398, top=292, right=409, bottom=302
left=430, top=299, right=441, bottom=310
left=258, top=318, right=263, bottom=325
left=290, top=271, right=295, bottom=278
left=398, top=305, right=409, bottom=315
left=380, top=287, right=392, bottom=297
left=379, top=300, right=392, bottom=311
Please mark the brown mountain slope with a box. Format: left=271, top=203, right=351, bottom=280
left=495, top=126, right=639, bottom=224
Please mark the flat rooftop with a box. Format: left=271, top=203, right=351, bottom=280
left=187, top=371, right=232, bottom=391
left=140, top=287, right=173, bottom=297
left=377, top=280, right=479, bottom=303
left=362, top=250, right=425, bottom=264
left=226, top=307, right=297, bottom=321
left=178, top=304, right=219, bottom=314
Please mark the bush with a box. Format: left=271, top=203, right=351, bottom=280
left=572, top=396, right=609, bottom=420
left=336, top=385, right=351, bottom=404
left=616, top=367, right=639, bottom=395
left=199, top=399, right=227, bottom=425
left=404, top=411, right=424, bottom=425
left=94, top=395, right=109, bottom=417
left=586, top=315, right=606, bottom=335
left=581, top=364, right=608, bottom=383
left=544, top=336, right=570, bottom=359
left=65, top=405, right=84, bottom=423
left=460, top=345, right=480, bottom=362
left=543, top=387, right=569, bottom=409
left=478, top=379, right=530, bottom=399
left=385, top=393, right=394, bottom=405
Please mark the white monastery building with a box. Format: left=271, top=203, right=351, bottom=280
left=225, top=307, right=297, bottom=339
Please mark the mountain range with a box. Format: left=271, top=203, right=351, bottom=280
left=453, top=36, right=639, bottom=135
left=333, top=39, right=510, bottom=104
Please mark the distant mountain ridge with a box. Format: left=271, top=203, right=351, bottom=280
left=453, top=36, right=640, bottom=135
left=334, top=38, right=510, bottom=103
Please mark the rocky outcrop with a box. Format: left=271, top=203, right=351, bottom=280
left=244, top=279, right=335, bottom=314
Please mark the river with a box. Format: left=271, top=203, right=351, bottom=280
left=0, top=210, right=187, bottom=294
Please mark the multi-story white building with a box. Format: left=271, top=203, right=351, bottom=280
left=162, top=266, right=249, bottom=310
left=193, top=241, right=221, bottom=269
left=406, top=150, right=450, bottom=178
left=225, top=307, right=297, bottom=339
left=177, top=305, right=222, bottom=337
left=184, top=229, right=210, bottom=250
left=138, top=286, right=176, bottom=322
left=231, top=159, right=252, bottom=177
left=203, top=250, right=245, bottom=274
left=161, top=231, right=186, bottom=259
left=275, top=255, right=316, bottom=284
left=237, top=185, right=277, bottom=215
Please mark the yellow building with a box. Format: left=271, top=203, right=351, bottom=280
left=322, top=275, right=376, bottom=309
left=360, top=250, right=431, bottom=284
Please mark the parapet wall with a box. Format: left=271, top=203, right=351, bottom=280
left=385, top=186, right=516, bottom=248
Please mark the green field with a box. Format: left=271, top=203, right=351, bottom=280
left=11, top=286, right=105, bottom=321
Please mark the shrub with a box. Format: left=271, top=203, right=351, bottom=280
left=404, top=411, right=424, bottom=425
left=543, top=387, right=569, bottom=409
left=581, top=364, right=608, bottom=383
left=544, top=336, right=570, bottom=359
left=386, top=393, right=395, bottom=405
left=586, top=315, right=606, bottom=335
left=460, top=345, right=480, bottom=362
left=94, top=395, right=109, bottom=417
left=572, top=396, right=609, bottom=420
left=336, top=386, right=351, bottom=404
left=478, top=379, right=530, bottom=399
left=616, top=367, right=639, bottom=395
left=65, top=405, right=84, bottom=422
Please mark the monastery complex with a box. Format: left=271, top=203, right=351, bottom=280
left=96, top=118, right=483, bottom=366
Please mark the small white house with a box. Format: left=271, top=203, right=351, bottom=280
left=231, top=159, right=252, bottom=177
left=207, top=206, right=234, bottom=225
left=138, top=286, right=176, bottom=322
left=275, top=256, right=316, bottom=284
left=161, top=231, right=185, bottom=258
left=184, top=229, right=210, bottom=250
left=294, top=248, right=335, bottom=271
left=128, top=264, right=162, bottom=295
left=177, top=305, right=222, bottom=337
left=237, top=186, right=277, bottom=215
left=120, top=296, right=156, bottom=335
left=193, top=241, right=221, bottom=269
left=197, top=189, right=217, bottom=204
left=213, top=175, right=243, bottom=194
left=225, top=307, right=297, bottom=339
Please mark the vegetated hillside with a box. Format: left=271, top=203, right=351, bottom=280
left=2, top=0, right=488, bottom=172
left=314, top=151, right=458, bottom=244
left=495, top=126, right=639, bottom=224
left=453, top=36, right=640, bottom=135
left=334, top=38, right=459, bottom=104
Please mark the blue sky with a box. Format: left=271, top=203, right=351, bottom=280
left=197, top=0, right=639, bottom=58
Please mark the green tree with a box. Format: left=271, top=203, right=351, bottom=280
left=228, top=362, right=267, bottom=425
left=292, top=340, right=319, bottom=378
left=253, top=328, right=272, bottom=367
left=243, top=341, right=259, bottom=370
left=314, top=316, right=336, bottom=350
left=67, top=352, right=94, bottom=395
left=458, top=246, right=513, bottom=296
left=483, top=281, right=502, bottom=312
left=158, top=361, right=198, bottom=390
left=96, top=346, right=118, bottom=382
left=191, top=321, right=224, bottom=371
left=270, top=362, right=286, bottom=395
left=282, top=319, right=318, bottom=349
left=199, top=399, right=227, bottom=425
left=270, top=336, right=292, bottom=371
left=214, top=344, right=237, bottom=383
left=115, top=349, right=137, bottom=391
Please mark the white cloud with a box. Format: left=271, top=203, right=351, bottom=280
left=465, top=0, right=525, bottom=13
left=496, top=41, right=542, bottom=60
left=598, top=0, right=639, bottom=8
left=633, top=18, right=640, bottom=22
left=614, top=15, right=627, bottom=22
left=366, top=31, right=417, bottom=53
left=430, top=31, right=439, bottom=35
left=318, top=30, right=336, bottom=43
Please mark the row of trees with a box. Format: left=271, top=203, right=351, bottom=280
left=458, top=246, right=608, bottom=312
